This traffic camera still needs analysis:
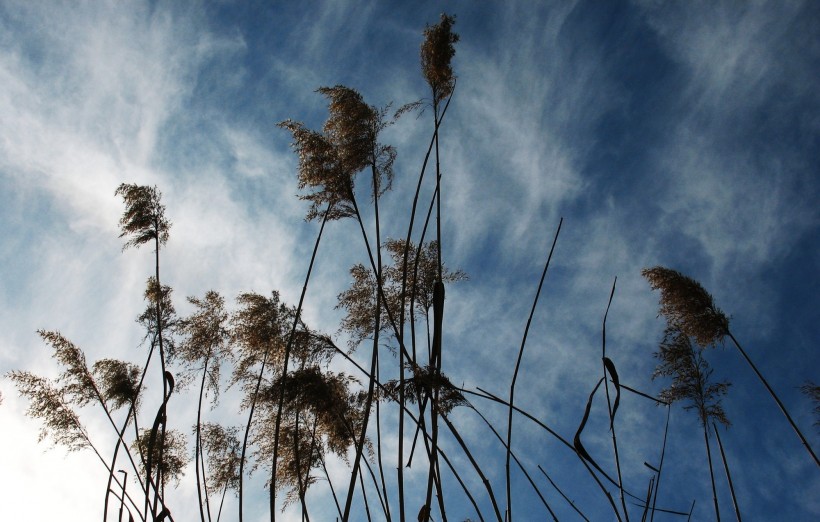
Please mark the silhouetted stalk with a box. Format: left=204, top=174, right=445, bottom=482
left=342, top=193, right=383, bottom=522
left=327, top=335, right=484, bottom=522
left=471, top=387, right=574, bottom=453
left=650, top=406, right=671, bottom=522
left=118, top=470, right=127, bottom=522
left=601, top=278, right=629, bottom=521
left=147, top=376, right=175, bottom=520
left=538, top=466, right=589, bottom=521
left=261, top=202, right=332, bottom=522
left=575, top=377, right=624, bottom=522
left=216, top=482, right=228, bottom=522
left=434, top=457, right=447, bottom=522
left=439, top=411, right=503, bottom=521
left=293, top=406, right=311, bottom=522
left=725, top=331, right=819, bottom=467
left=703, top=426, right=720, bottom=521
left=406, top=182, right=441, bottom=468
left=199, top=439, right=212, bottom=522
left=195, top=356, right=211, bottom=522
left=505, top=217, right=562, bottom=521
left=428, top=88, right=447, bottom=522
left=104, top=399, right=150, bottom=521
left=104, top=307, right=161, bottom=519
left=369, top=149, right=392, bottom=521
left=318, top=445, right=344, bottom=520
left=712, top=422, right=741, bottom=521
left=470, top=385, right=645, bottom=513
left=397, top=92, right=452, bottom=522
left=471, top=406, right=557, bottom=520
left=358, top=465, right=373, bottom=522
left=436, top=442, right=484, bottom=522
left=374, top=353, right=392, bottom=521
left=71, top=407, right=146, bottom=522
left=238, top=347, right=270, bottom=522
left=105, top=392, right=148, bottom=520
left=640, top=476, right=655, bottom=522
left=152, top=221, right=171, bottom=516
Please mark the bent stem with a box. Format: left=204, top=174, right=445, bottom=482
left=505, top=217, right=562, bottom=521
left=601, top=278, right=629, bottom=521
left=262, top=202, right=332, bottom=521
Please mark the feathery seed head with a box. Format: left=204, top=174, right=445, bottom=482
left=421, top=13, right=459, bottom=102
left=115, top=183, right=170, bottom=250
left=642, top=266, right=729, bottom=347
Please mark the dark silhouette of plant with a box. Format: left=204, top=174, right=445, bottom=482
left=653, top=325, right=730, bottom=520
left=337, top=239, right=466, bottom=350
left=92, top=359, right=142, bottom=412
left=14, top=13, right=819, bottom=522
left=252, top=367, right=365, bottom=508
left=421, top=13, right=459, bottom=103
left=116, top=183, right=178, bottom=520
left=134, top=428, right=189, bottom=489
left=643, top=266, right=819, bottom=467
left=177, top=290, right=232, bottom=522
left=382, top=364, right=467, bottom=415
left=230, top=291, right=347, bottom=518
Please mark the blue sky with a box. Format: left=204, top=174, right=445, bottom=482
left=1, top=1, right=818, bottom=520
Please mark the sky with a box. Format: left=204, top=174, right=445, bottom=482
left=1, top=0, right=819, bottom=520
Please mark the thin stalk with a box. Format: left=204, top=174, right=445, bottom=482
left=505, top=218, right=562, bottom=521
left=293, top=405, right=311, bottom=522
left=318, top=445, right=344, bottom=520
left=436, top=441, right=485, bottom=522
left=118, top=470, right=127, bottom=522
left=238, top=347, right=270, bottom=522
left=104, top=346, right=154, bottom=521
left=370, top=152, right=391, bottom=522
left=262, top=202, right=332, bottom=521
left=342, top=189, right=383, bottom=521
left=374, top=350, right=392, bottom=521
left=358, top=463, right=373, bottom=522
left=712, top=422, right=741, bottom=521
left=640, top=476, right=655, bottom=522
left=601, top=278, right=629, bottom=521
left=429, top=92, right=445, bottom=521
left=440, top=411, right=503, bottom=521
left=726, top=331, right=819, bottom=467
left=195, top=357, right=212, bottom=522
left=650, top=406, right=671, bottom=522
left=153, top=228, right=170, bottom=517
left=397, top=90, right=453, bottom=522
left=471, top=407, right=558, bottom=521
left=538, top=466, right=590, bottom=521
left=471, top=386, right=644, bottom=504
left=216, top=482, right=228, bottom=522
left=328, top=335, right=484, bottom=522
left=199, top=432, right=212, bottom=522
left=703, top=425, right=720, bottom=521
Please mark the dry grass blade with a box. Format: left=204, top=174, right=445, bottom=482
left=603, top=357, right=621, bottom=430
